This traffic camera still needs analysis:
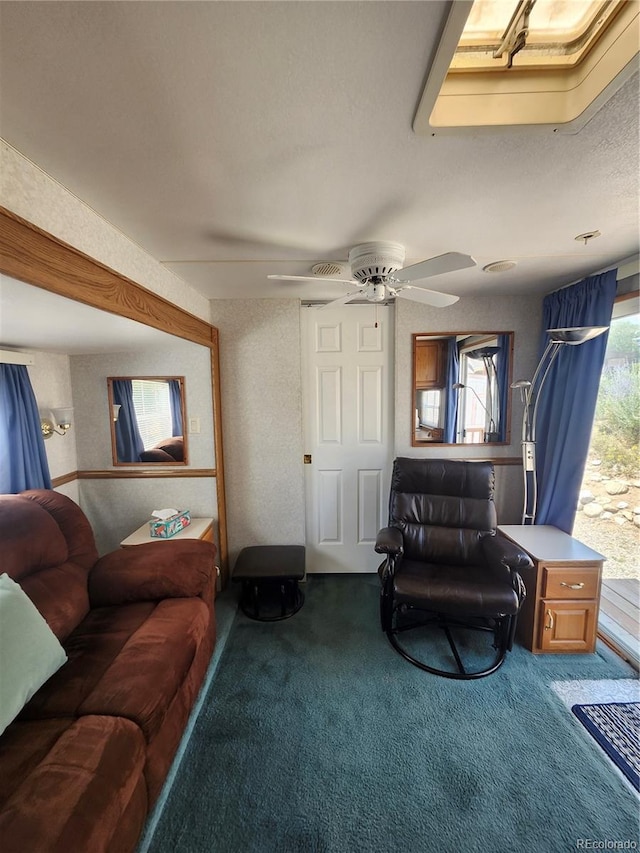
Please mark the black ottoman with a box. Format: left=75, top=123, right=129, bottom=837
left=233, top=545, right=305, bottom=621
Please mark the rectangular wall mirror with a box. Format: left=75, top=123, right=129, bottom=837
left=412, top=332, right=513, bottom=446
left=107, top=376, right=188, bottom=465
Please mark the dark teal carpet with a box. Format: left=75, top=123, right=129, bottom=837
left=146, top=575, right=639, bottom=853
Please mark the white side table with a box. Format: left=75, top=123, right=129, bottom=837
left=120, top=517, right=214, bottom=547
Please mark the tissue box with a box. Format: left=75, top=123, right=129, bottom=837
left=149, top=510, right=191, bottom=539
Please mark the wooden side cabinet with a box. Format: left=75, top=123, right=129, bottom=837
left=414, top=339, right=446, bottom=389
left=498, top=525, right=604, bottom=654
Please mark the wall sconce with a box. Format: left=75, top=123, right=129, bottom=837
left=41, top=407, right=73, bottom=440
left=112, top=404, right=121, bottom=422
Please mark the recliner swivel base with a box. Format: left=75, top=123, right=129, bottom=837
left=384, top=606, right=514, bottom=680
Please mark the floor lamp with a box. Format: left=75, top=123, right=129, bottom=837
left=466, top=346, right=501, bottom=438
left=511, top=326, right=609, bottom=525
left=452, top=382, right=499, bottom=442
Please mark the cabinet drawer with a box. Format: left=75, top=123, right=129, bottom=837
left=542, top=567, right=599, bottom=599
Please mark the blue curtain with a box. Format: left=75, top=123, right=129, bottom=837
left=113, top=380, right=145, bottom=463
left=443, top=337, right=460, bottom=443
left=535, top=270, right=617, bottom=532
left=495, top=334, right=510, bottom=442
left=169, top=380, right=182, bottom=437
left=0, top=364, right=52, bottom=493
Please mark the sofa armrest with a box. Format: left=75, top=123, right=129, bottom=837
left=89, top=540, right=217, bottom=607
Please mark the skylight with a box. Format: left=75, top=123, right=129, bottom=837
left=413, top=0, right=639, bottom=134
left=453, top=0, right=622, bottom=70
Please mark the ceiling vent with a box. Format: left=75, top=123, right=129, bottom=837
left=311, top=262, right=347, bottom=277
left=482, top=260, right=517, bottom=273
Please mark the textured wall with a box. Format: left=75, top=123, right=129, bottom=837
left=210, top=299, right=305, bottom=568
left=26, top=350, right=78, bottom=483
left=394, top=295, right=543, bottom=523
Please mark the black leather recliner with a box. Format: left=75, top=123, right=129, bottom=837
left=375, top=458, right=531, bottom=679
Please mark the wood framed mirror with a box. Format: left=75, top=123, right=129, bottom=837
left=107, top=376, right=188, bottom=465
left=412, top=331, right=514, bottom=446
left=0, top=206, right=228, bottom=573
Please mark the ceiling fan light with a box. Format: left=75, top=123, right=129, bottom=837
left=366, top=283, right=387, bottom=303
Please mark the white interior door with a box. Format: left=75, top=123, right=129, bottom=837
left=302, top=304, right=394, bottom=573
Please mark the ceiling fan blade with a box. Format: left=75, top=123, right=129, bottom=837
left=317, top=291, right=362, bottom=309
left=394, top=252, right=476, bottom=283
left=267, top=274, right=358, bottom=287
left=394, top=286, right=459, bottom=307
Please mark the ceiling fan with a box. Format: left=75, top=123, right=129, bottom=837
left=267, top=241, right=476, bottom=308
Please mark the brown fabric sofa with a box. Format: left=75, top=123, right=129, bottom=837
left=0, top=489, right=217, bottom=853
left=139, top=436, right=184, bottom=463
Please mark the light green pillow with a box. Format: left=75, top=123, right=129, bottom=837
left=0, top=573, right=68, bottom=736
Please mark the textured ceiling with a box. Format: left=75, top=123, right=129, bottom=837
left=0, top=0, right=638, bottom=304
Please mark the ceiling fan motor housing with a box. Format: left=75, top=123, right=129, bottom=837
left=348, top=241, right=406, bottom=283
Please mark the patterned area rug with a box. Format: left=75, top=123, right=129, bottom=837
left=572, top=702, right=640, bottom=791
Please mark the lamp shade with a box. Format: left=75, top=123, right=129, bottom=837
left=546, top=326, right=609, bottom=345
left=50, top=407, right=73, bottom=426
left=465, top=346, right=501, bottom=359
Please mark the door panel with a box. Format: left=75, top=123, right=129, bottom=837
left=318, top=367, right=342, bottom=443
left=303, top=305, right=394, bottom=573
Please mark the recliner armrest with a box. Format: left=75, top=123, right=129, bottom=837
left=89, top=540, right=217, bottom=607
left=375, top=527, right=404, bottom=556
left=482, top=533, right=532, bottom=573
left=482, top=533, right=531, bottom=603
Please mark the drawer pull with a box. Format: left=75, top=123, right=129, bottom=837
left=545, top=609, right=554, bottom=631
left=560, top=582, right=585, bottom=590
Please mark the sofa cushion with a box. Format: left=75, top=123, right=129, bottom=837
left=155, top=437, right=184, bottom=461
left=0, top=495, right=68, bottom=580
left=0, top=494, right=91, bottom=640
left=21, top=597, right=210, bottom=742
left=0, top=716, right=147, bottom=853
left=0, top=574, right=68, bottom=735
left=90, top=539, right=216, bottom=606
left=20, top=489, right=99, bottom=571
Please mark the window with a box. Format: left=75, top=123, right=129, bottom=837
left=572, top=293, right=639, bottom=667
left=418, top=389, right=441, bottom=428
left=457, top=339, right=500, bottom=443
left=131, top=379, right=172, bottom=449
left=458, top=352, right=490, bottom=443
